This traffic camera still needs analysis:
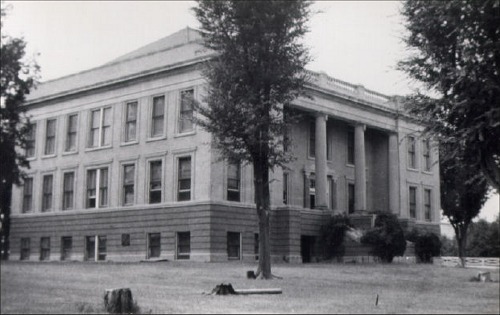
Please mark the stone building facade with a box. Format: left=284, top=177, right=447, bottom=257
left=9, top=28, right=440, bottom=263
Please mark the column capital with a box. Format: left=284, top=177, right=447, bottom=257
left=355, top=123, right=366, bottom=131
left=315, top=112, right=328, bottom=121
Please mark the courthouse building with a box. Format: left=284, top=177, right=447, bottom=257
left=9, top=28, right=440, bottom=263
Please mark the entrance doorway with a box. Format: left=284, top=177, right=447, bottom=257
left=301, top=235, right=316, bottom=263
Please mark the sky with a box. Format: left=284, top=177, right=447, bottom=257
left=2, top=0, right=498, bottom=222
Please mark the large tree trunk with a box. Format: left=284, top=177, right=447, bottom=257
left=0, top=182, right=12, bottom=260
left=253, top=159, right=272, bottom=279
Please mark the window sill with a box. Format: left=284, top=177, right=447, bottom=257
left=174, top=131, right=196, bottom=138
left=41, top=154, right=57, bottom=159
left=407, top=167, right=420, bottom=173
left=422, top=170, right=433, bottom=175
left=85, top=146, right=112, bottom=153
left=146, top=136, right=167, bottom=143
left=62, top=151, right=78, bottom=156
left=346, top=163, right=355, bottom=168
left=120, top=141, right=139, bottom=147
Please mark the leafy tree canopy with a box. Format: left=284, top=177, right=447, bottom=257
left=399, top=0, right=500, bottom=191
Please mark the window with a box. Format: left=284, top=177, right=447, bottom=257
left=423, top=139, right=431, bottom=171
left=309, top=121, right=315, bottom=158
left=227, top=232, right=241, bottom=260
left=22, top=177, right=33, bottom=213
left=62, top=172, right=75, bottom=210
left=179, top=89, right=194, bottom=133
left=86, top=167, right=108, bottom=208
left=26, top=122, right=36, bottom=157
left=408, top=136, right=416, bottom=169
left=85, top=235, right=106, bottom=261
left=328, top=177, right=337, bottom=210
left=124, top=101, right=138, bottom=142
left=121, top=234, right=130, bottom=247
left=40, top=237, right=50, bottom=261
left=283, top=173, right=289, bottom=205
left=254, top=233, right=259, bottom=261
left=347, top=129, right=355, bottom=165
left=20, top=238, right=30, bottom=260
left=42, top=174, right=53, bottom=212
left=44, top=119, right=56, bottom=155
left=65, top=114, right=78, bottom=152
left=177, top=232, right=190, bottom=260
left=148, top=233, right=161, bottom=259
left=327, top=132, right=332, bottom=161
left=177, top=157, right=191, bottom=201
left=151, top=96, right=165, bottom=137
left=88, top=107, right=111, bottom=148
left=424, top=189, right=432, bottom=221
left=409, top=186, right=417, bottom=218
left=309, top=175, right=316, bottom=209
left=61, top=237, right=72, bottom=260
left=227, top=161, right=240, bottom=202
left=348, top=183, right=355, bottom=214
left=149, top=161, right=162, bottom=204
left=122, top=164, right=135, bottom=206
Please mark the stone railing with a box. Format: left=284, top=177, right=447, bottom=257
left=305, top=70, right=399, bottom=111
left=439, top=256, right=500, bottom=269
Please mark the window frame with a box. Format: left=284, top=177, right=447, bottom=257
left=283, top=173, right=289, bottom=205
left=22, top=177, right=34, bottom=213
left=422, top=138, right=431, bottom=172
left=409, top=186, right=417, bottom=219
left=44, top=118, right=57, bottom=156
left=424, top=188, right=432, bottom=221
left=178, top=88, right=195, bottom=135
left=40, top=237, right=50, bottom=261
left=177, top=156, right=192, bottom=202
left=121, top=163, right=136, bottom=206
left=149, top=94, right=166, bottom=139
left=348, top=182, right=355, bottom=214
left=64, top=113, right=78, bottom=153
left=176, top=231, right=191, bottom=260
left=61, top=236, right=72, bottom=261
left=227, top=231, right=241, bottom=260
left=123, top=100, right=138, bottom=144
left=41, top=173, right=54, bottom=212
left=148, top=159, right=163, bottom=204
left=25, top=122, right=37, bottom=158
left=147, top=233, right=161, bottom=259
left=226, top=161, right=241, bottom=202
left=87, top=106, right=113, bottom=149
left=347, top=128, right=355, bottom=165
left=20, top=238, right=30, bottom=260
left=62, top=171, right=75, bottom=210
left=407, top=136, right=417, bottom=170
left=85, top=166, right=110, bottom=209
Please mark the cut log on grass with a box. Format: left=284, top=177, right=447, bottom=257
left=234, top=288, right=282, bottom=295
left=104, top=288, right=133, bottom=314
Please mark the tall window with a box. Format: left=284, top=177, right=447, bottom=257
left=424, top=189, right=432, bottom=221
left=26, top=122, right=36, bottom=158
left=65, top=114, right=78, bottom=152
left=149, top=161, right=162, bottom=204
left=348, top=183, right=355, bottom=214
left=124, top=101, right=137, bottom=142
left=44, top=119, right=56, bottom=155
left=179, top=89, right=194, bottom=133
left=177, top=232, right=190, bottom=260
left=151, top=95, right=165, bottom=137
left=408, top=136, right=416, bottom=169
left=309, top=175, right=316, bottom=209
left=283, top=173, right=289, bottom=205
left=328, top=177, right=337, bottom=210
left=148, top=233, right=161, bottom=259
left=227, top=161, right=240, bottom=202
left=178, top=157, right=191, bottom=201
left=40, top=237, right=50, bottom=261
left=85, top=235, right=106, bottom=261
left=309, top=121, right=315, bottom=158
left=20, top=238, right=30, bottom=260
left=254, top=233, right=259, bottom=261
left=62, top=172, right=75, bottom=210
left=409, top=186, right=417, bottom=218
left=86, top=168, right=108, bottom=208
left=227, top=232, right=241, bottom=260
left=347, top=129, right=355, bottom=164
left=61, top=236, right=72, bottom=261
left=122, top=164, right=135, bottom=206
left=327, top=132, right=332, bottom=161
left=88, top=107, right=111, bottom=148
left=423, top=139, right=431, bottom=171
left=22, top=177, right=33, bottom=213
left=42, top=174, right=53, bottom=212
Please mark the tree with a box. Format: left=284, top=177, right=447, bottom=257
left=467, top=216, right=500, bottom=257
left=399, top=0, right=500, bottom=191
left=360, top=213, right=406, bottom=263
left=0, top=4, right=39, bottom=259
left=192, top=0, right=311, bottom=279
left=440, top=143, right=489, bottom=266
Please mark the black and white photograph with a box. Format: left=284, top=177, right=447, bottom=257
left=1, top=1, right=499, bottom=313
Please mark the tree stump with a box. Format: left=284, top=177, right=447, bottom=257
left=210, top=283, right=237, bottom=295
left=104, top=288, right=133, bottom=314
left=247, top=270, right=256, bottom=279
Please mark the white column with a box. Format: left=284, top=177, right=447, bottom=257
left=354, top=124, right=366, bottom=212
left=315, top=114, right=328, bottom=210
left=388, top=133, right=400, bottom=214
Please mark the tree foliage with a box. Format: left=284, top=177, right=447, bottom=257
left=192, top=0, right=311, bottom=278
left=360, top=214, right=406, bottom=263
left=0, top=4, right=39, bottom=259
left=467, top=216, right=500, bottom=257
left=399, top=0, right=500, bottom=191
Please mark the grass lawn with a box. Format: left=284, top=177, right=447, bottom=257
left=1, top=260, right=499, bottom=314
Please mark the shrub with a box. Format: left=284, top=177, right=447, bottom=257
left=319, top=214, right=351, bottom=260
left=414, top=233, right=441, bottom=263
left=360, top=213, right=406, bottom=263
